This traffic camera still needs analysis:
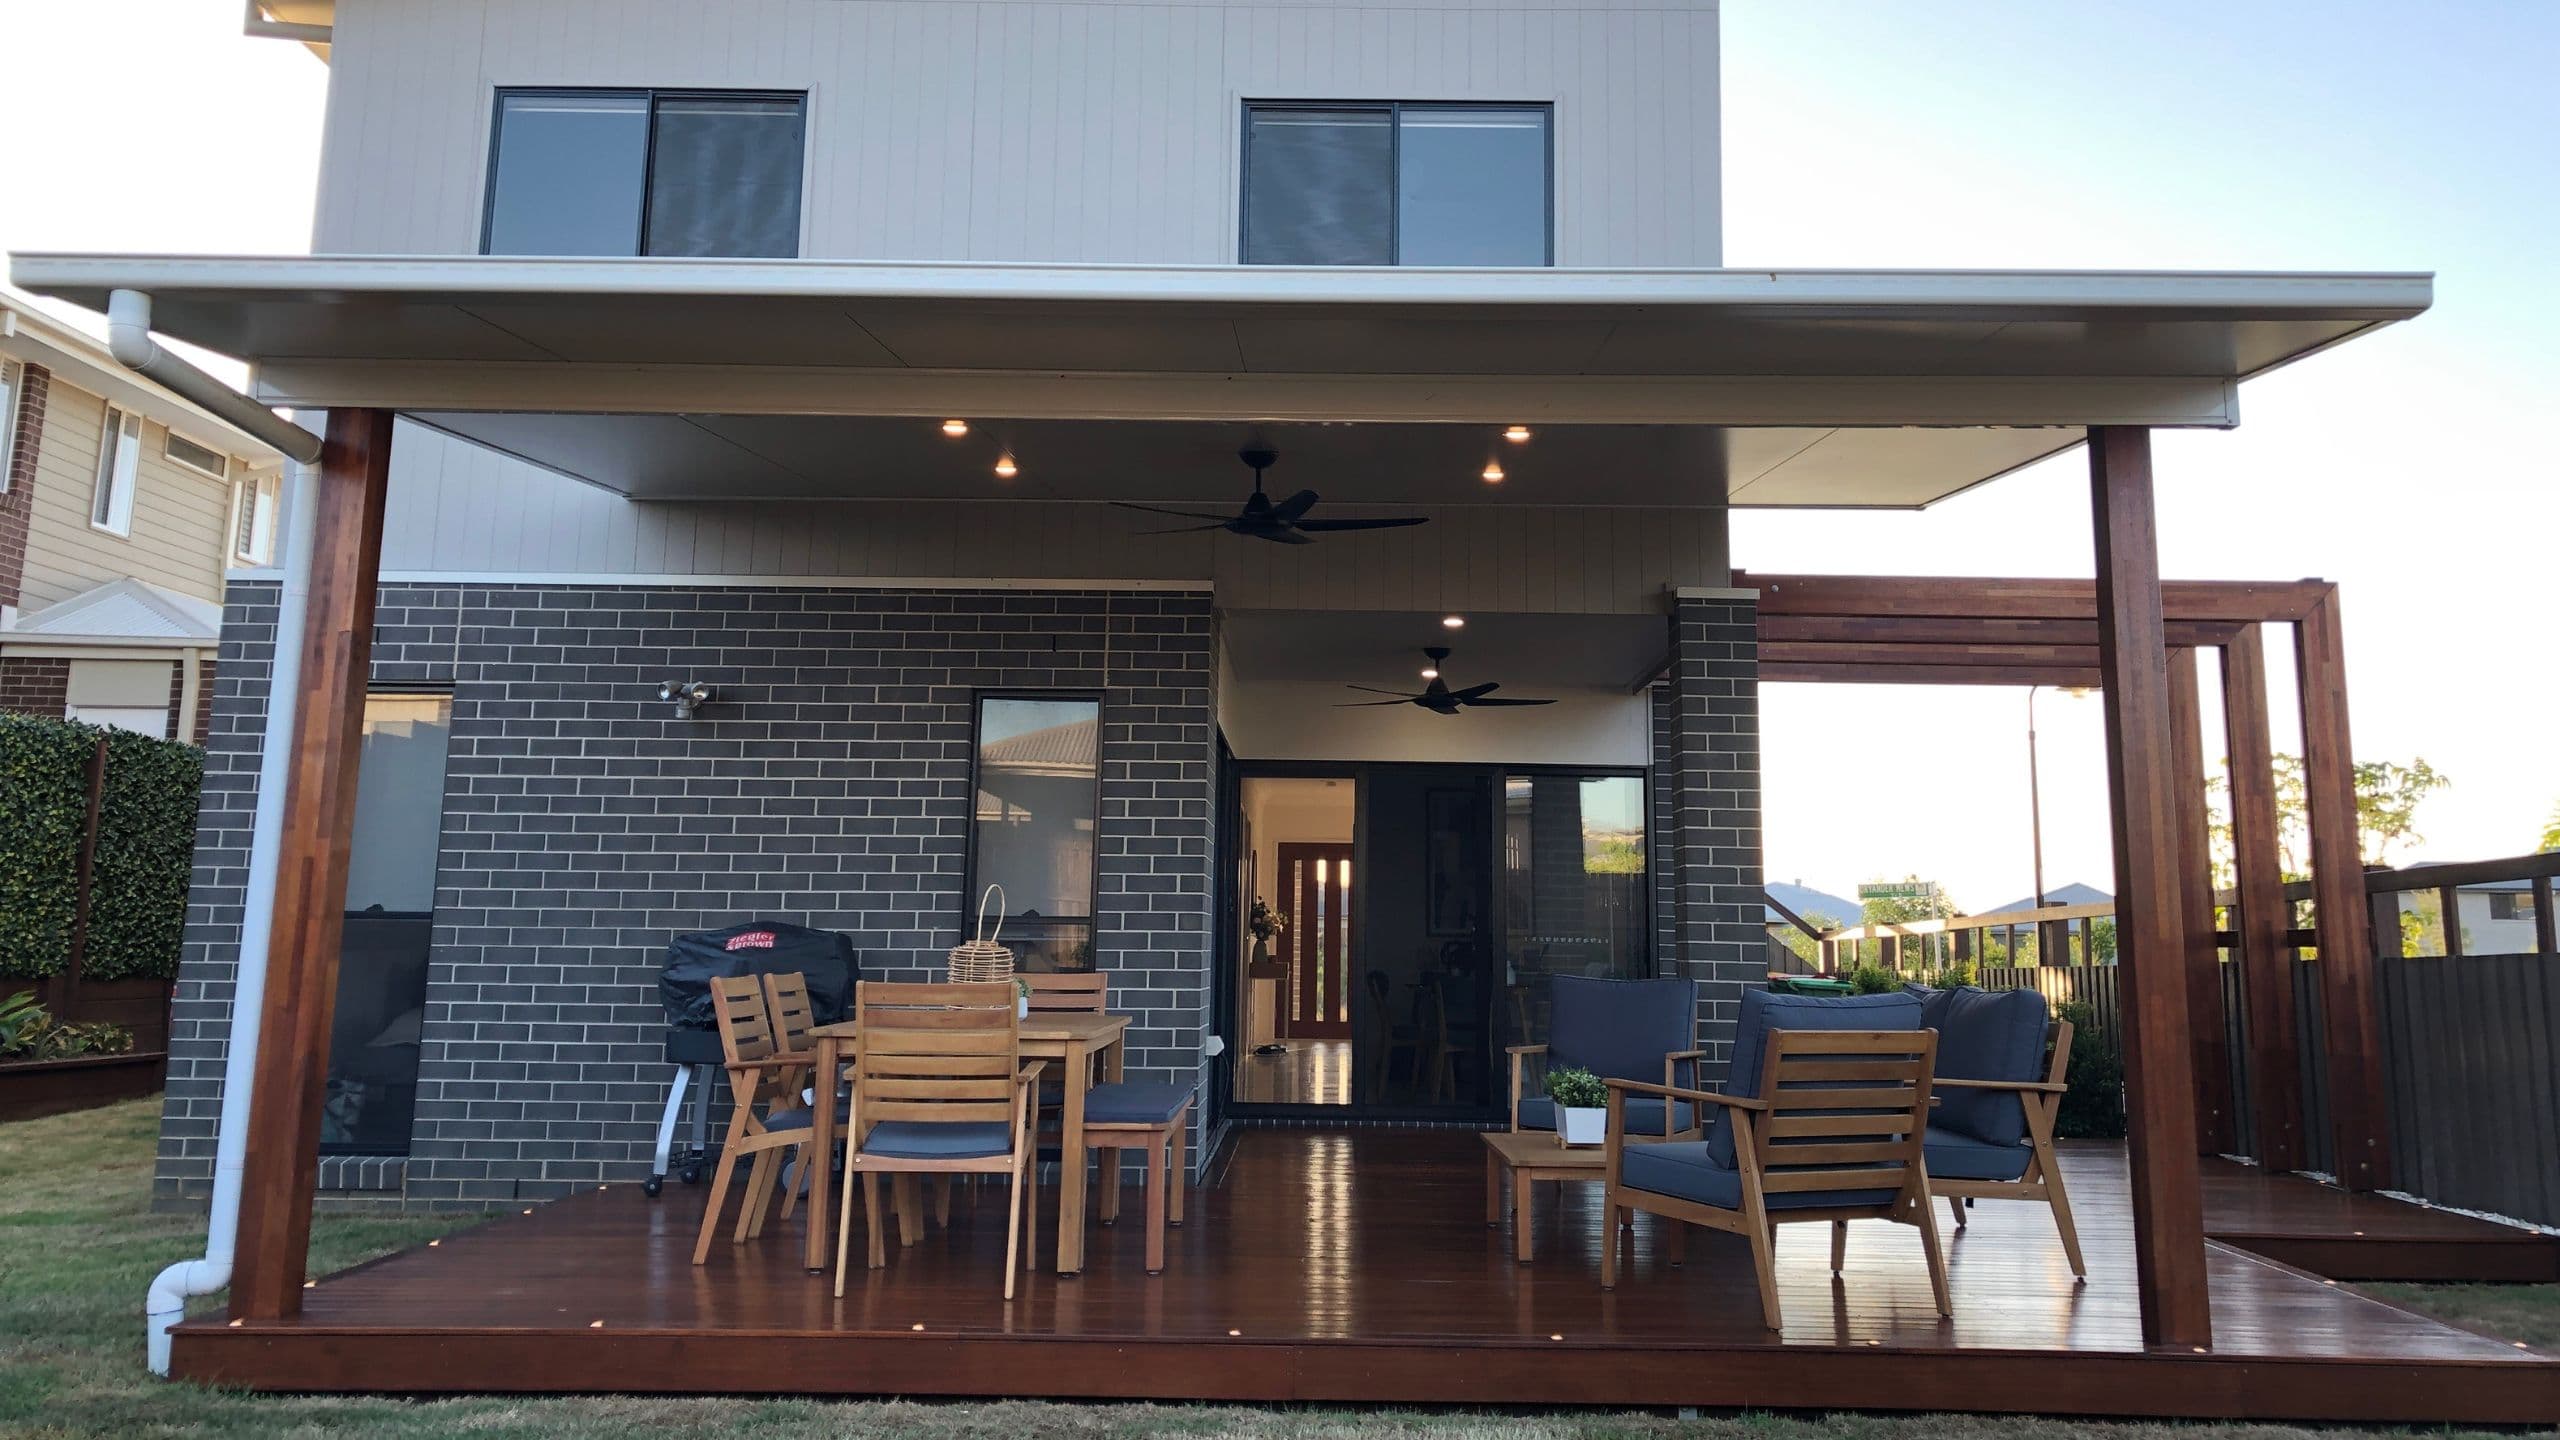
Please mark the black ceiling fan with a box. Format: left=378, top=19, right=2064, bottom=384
left=1113, top=447, right=1429, bottom=545
left=1338, top=647, right=1557, bottom=716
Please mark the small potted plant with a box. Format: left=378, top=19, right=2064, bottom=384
left=1012, top=976, right=1032, bottom=1019
left=1246, top=900, right=1288, bottom=978
left=1545, top=1066, right=1608, bottom=1147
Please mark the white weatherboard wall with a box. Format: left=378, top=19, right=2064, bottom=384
left=368, top=423, right=1729, bottom=615
left=316, top=0, right=1721, bottom=266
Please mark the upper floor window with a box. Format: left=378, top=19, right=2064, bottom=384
left=0, top=359, right=22, bottom=492
left=1242, top=102, right=1552, bottom=266
left=483, top=89, right=807, bottom=258
left=231, top=471, right=278, bottom=565
left=91, top=405, right=141, bottom=536
left=163, top=430, right=228, bottom=480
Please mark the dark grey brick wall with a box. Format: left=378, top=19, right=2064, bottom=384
left=1663, top=594, right=1763, bottom=1079
left=157, top=582, right=1214, bottom=1209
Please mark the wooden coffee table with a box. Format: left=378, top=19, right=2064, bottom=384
left=1481, top=1129, right=1609, bottom=1262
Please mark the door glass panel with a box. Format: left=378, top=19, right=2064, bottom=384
left=485, top=91, right=649, bottom=255
left=971, top=696, right=1100, bottom=972
left=1503, top=774, right=1649, bottom=1049
left=1396, top=106, right=1550, bottom=265
left=324, top=694, right=451, bottom=1156
left=1244, top=106, right=1393, bottom=264
left=645, top=94, right=806, bottom=257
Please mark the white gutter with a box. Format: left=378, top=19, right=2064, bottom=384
left=242, top=1, right=330, bottom=45
left=105, top=291, right=321, bottom=466
left=141, top=448, right=321, bottom=1375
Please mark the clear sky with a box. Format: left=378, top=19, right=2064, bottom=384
left=1, top=1, right=2550, bottom=912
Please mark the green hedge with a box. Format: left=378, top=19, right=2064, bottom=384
left=0, top=714, right=203, bottom=982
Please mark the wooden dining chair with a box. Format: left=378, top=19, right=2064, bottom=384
left=832, top=981, right=1042, bottom=1300
left=758, top=970, right=821, bottom=1220
left=691, top=975, right=816, bottom=1266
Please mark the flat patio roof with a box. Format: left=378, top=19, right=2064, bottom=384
left=7, top=255, right=2432, bottom=508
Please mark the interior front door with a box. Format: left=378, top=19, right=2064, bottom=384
left=1276, top=842, right=1354, bottom=1039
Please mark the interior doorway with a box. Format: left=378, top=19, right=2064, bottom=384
left=1235, top=775, right=1358, bottom=1106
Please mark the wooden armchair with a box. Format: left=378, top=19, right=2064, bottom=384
left=1925, top=1001, right=2085, bottom=1279
left=690, top=974, right=817, bottom=1266
left=1507, top=975, right=1704, bottom=1141
left=1600, top=1025, right=1950, bottom=1330
left=831, top=981, right=1042, bottom=1301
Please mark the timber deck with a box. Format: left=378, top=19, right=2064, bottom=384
left=173, top=1130, right=2558, bottom=1422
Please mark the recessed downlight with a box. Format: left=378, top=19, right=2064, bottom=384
left=1480, top=461, right=1505, bottom=483
left=1503, top=425, right=1532, bottom=443
left=1442, top=615, right=1465, bottom=629
left=994, top=454, right=1019, bottom=479
left=1420, top=667, right=1440, bottom=679
left=941, top=419, right=970, bottom=437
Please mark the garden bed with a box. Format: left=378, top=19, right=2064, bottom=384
left=0, top=1050, right=166, bottom=1123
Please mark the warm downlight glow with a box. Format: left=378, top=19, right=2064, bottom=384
left=1480, top=461, right=1505, bottom=483
left=941, top=418, right=970, bottom=437
left=1504, top=425, right=1533, bottom=443
left=994, top=455, right=1019, bottom=479
left=1442, top=615, right=1466, bottom=629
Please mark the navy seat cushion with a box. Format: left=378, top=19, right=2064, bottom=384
left=1620, top=1140, right=1901, bottom=1212
left=1517, top=1095, right=1694, bottom=1136
left=1920, top=985, right=2049, bottom=1147
left=859, top=1120, right=1013, bottom=1159
left=1081, top=1081, right=1194, bottom=1126
left=1709, top=988, right=1924, bottom=1168
left=1924, top=1124, right=2032, bottom=1183
left=763, top=1106, right=812, bottom=1133
left=1548, top=975, right=1699, bottom=1083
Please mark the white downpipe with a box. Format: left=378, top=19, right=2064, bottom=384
left=143, top=447, right=320, bottom=1375
left=106, top=290, right=322, bottom=466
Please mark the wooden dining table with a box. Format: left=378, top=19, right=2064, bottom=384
left=800, top=1009, right=1132, bottom=1275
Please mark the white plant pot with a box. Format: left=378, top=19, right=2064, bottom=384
left=1018, top=996, right=1030, bottom=1019
left=1557, top=1106, right=1606, bottom=1147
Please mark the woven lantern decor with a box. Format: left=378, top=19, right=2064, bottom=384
left=949, top=884, right=1015, bottom=985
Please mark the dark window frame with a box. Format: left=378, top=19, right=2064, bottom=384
left=481, top=86, right=809, bottom=257
left=961, top=690, right=1109, bottom=974
left=1239, top=99, right=1556, bottom=266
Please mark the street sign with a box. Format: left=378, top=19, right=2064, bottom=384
left=1857, top=881, right=1940, bottom=902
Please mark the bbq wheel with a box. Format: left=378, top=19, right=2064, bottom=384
left=680, top=1158, right=705, bottom=1185
left=642, top=1174, right=664, bottom=1198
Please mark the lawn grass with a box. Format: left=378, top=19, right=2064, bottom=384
left=0, top=1097, right=2551, bottom=1439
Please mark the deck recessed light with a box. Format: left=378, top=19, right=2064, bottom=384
left=1441, top=615, right=1465, bottom=629
left=994, top=455, right=1019, bottom=479
left=1228, top=1328, right=1242, bottom=1337
left=1480, top=461, right=1505, bottom=483
left=942, top=419, right=970, bottom=437
left=1504, top=425, right=1532, bottom=443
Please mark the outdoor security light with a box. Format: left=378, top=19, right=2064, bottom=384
left=658, top=680, right=715, bottom=717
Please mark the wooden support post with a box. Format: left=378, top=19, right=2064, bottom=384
left=2535, top=875, right=2557, bottom=960
left=229, top=409, right=393, bottom=1322
left=2086, top=427, right=2211, bottom=1350
left=2219, top=626, right=2301, bottom=1171
left=2167, top=648, right=2235, bottom=1155
left=2294, top=590, right=2390, bottom=1191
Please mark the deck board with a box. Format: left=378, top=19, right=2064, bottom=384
left=173, top=1131, right=2558, bottom=1421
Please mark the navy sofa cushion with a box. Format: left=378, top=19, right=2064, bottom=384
left=1923, top=1124, right=2032, bottom=1183
left=1517, top=1095, right=1694, bottom=1136
left=1548, top=975, right=1700, bottom=1083
left=763, top=1106, right=812, bottom=1133
left=1920, top=985, right=2049, bottom=1147
left=1621, top=1139, right=1902, bottom=1212
left=859, top=1120, right=1013, bottom=1159
left=1081, top=1081, right=1193, bottom=1126
left=1709, top=988, right=1924, bottom=1168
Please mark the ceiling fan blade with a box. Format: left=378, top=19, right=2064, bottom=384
left=1133, top=522, right=1231, bottom=535
left=1343, top=684, right=1421, bottom=698
left=1460, top=696, right=1557, bottom=707
left=1334, top=698, right=1416, bottom=708
left=1449, top=681, right=1501, bottom=701
left=1294, top=516, right=1430, bottom=532
left=1111, top=501, right=1236, bottom=522
left=1270, top=489, right=1322, bottom=522
left=1254, top=527, right=1316, bottom=545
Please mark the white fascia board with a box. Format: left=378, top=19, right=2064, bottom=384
left=6, top=252, right=2437, bottom=318
left=252, top=360, right=2241, bottom=430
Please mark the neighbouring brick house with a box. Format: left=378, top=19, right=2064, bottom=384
left=0, top=295, right=285, bottom=745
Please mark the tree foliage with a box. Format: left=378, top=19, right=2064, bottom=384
left=2205, top=753, right=2450, bottom=886
left=2541, top=801, right=2560, bottom=855
left=0, top=714, right=202, bottom=982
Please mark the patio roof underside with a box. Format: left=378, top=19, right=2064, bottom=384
left=11, top=256, right=2430, bottom=508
